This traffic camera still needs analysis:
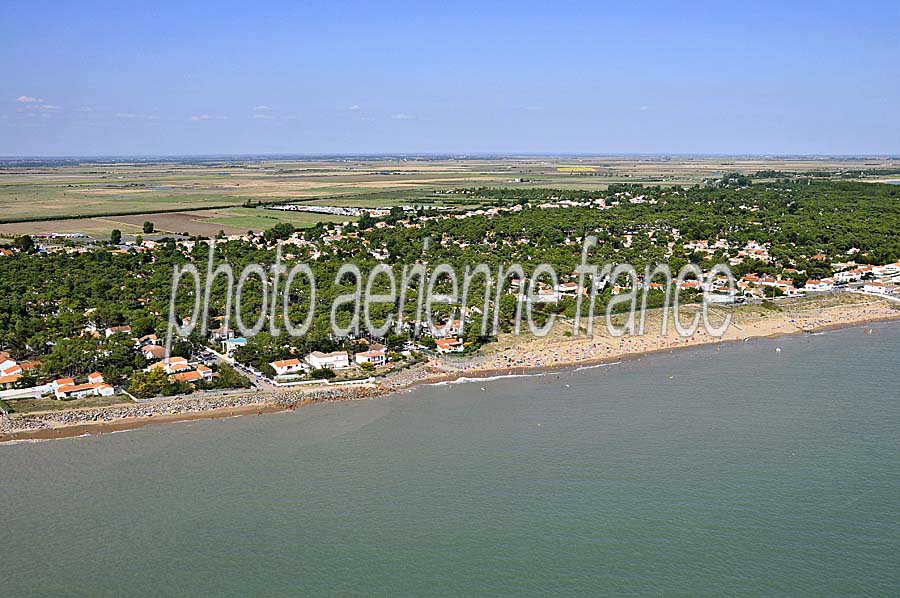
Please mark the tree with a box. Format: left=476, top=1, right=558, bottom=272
left=358, top=212, right=375, bottom=230
left=205, top=364, right=251, bottom=389
left=110, top=229, right=122, bottom=245
left=142, top=221, right=155, bottom=234
left=310, top=367, right=336, bottom=380
left=13, top=235, right=35, bottom=253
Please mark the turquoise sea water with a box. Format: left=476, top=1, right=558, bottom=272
left=2, top=322, right=899, bottom=597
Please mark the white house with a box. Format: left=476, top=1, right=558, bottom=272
left=306, top=351, right=351, bottom=370
left=138, top=334, right=160, bottom=346
left=55, top=381, right=115, bottom=399
left=804, top=279, right=834, bottom=292
left=104, top=325, right=132, bottom=338
left=271, top=358, right=305, bottom=376
left=435, top=338, right=464, bottom=354
left=221, top=337, right=248, bottom=356
left=0, top=352, right=17, bottom=371
left=161, top=357, right=191, bottom=374
left=141, top=344, right=166, bottom=360
left=354, top=345, right=387, bottom=367
left=556, top=282, right=581, bottom=297
left=430, top=319, right=463, bottom=338
left=863, top=282, right=895, bottom=295
left=51, top=377, right=75, bottom=391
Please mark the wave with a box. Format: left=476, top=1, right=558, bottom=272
left=574, top=361, right=622, bottom=372
left=428, top=372, right=546, bottom=387
left=0, top=432, right=93, bottom=446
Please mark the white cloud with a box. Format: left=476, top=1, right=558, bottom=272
left=392, top=113, right=416, bottom=120
left=638, top=105, right=650, bottom=111
left=190, top=114, right=229, bottom=121
left=347, top=104, right=361, bottom=111
left=74, top=106, right=93, bottom=112
left=115, top=112, right=160, bottom=120
left=254, top=105, right=272, bottom=111
left=253, top=113, right=273, bottom=120
left=39, top=104, right=61, bottom=111
left=16, top=95, right=44, bottom=103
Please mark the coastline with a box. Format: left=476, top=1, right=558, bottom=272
left=3, top=296, right=898, bottom=444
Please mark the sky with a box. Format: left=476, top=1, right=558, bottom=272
left=1, top=0, right=898, bottom=156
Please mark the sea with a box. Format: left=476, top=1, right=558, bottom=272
left=2, top=322, right=899, bottom=597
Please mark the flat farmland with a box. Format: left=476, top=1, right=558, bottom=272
left=2, top=156, right=898, bottom=237
left=0, top=207, right=357, bottom=239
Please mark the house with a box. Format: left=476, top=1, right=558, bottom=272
left=2, top=364, right=22, bottom=377
left=863, top=281, right=895, bottom=295
left=169, top=370, right=203, bottom=383
left=0, top=352, right=16, bottom=371
left=804, top=279, right=834, bottom=292
left=221, top=337, right=248, bottom=356
left=0, top=373, right=21, bottom=388
left=556, top=282, right=581, bottom=296
left=532, top=288, right=560, bottom=302
left=430, top=319, right=463, bottom=338
left=354, top=345, right=387, bottom=367
left=55, top=381, right=115, bottom=399
left=161, top=357, right=191, bottom=374
left=87, top=372, right=105, bottom=384
left=196, top=365, right=214, bottom=379
left=138, top=334, right=159, bottom=346
left=306, top=351, right=351, bottom=370
left=51, top=377, right=75, bottom=391
left=835, top=268, right=865, bottom=283
left=271, top=358, right=304, bottom=376
left=141, top=344, right=167, bottom=360
left=105, top=325, right=132, bottom=338
left=434, top=338, right=464, bottom=354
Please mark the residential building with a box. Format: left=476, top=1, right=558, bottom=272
left=355, top=345, right=387, bottom=367
left=306, top=351, right=351, bottom=370
left=435, top=338, right=464, bottom=354
left=104, top=325, right=132, bottom=338
left=271, top=358, right=304, bottom=376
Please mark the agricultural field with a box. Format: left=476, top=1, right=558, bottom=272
left=0, top=207, right=358, bottom=239
left=2, top=155, right=898, bottom=239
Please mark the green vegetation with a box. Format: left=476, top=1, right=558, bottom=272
left=0, top=178, right=897, bottom=393
left=206, top=207, right=357, bottom=231
left=5, top=395, right=133, bottom=414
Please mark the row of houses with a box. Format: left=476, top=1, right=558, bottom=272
left=0, top=351, right=39, bottom=389
left=270, top=345, right=388, bottom=376
left=153, top=357, right=214, bottom=384
left=50, top=372, right=115, bottom=399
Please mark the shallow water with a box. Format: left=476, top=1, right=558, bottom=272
left=2, top=322, right=899, bottom=596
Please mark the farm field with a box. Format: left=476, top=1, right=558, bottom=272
left=2, top=155, right=899, bottom=237
left=0, top=207, right=358, bottom=239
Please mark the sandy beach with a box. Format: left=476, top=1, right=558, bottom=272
left=3, top=293, right=898, bottom=444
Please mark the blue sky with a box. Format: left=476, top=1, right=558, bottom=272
left=1, top=0, right=898, bottom=156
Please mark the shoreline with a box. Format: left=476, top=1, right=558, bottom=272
left=3, top=301, right=899, bottom=444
